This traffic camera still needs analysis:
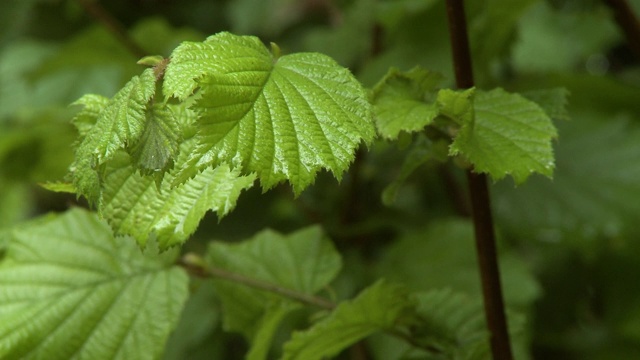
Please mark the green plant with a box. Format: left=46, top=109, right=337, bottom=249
left=1, top=0, right=640, bottom=359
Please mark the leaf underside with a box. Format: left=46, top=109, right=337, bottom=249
left=0, top=209, right=189, bottom=360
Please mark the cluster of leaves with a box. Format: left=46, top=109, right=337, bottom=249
left=2, top=0, right=640, bottom=359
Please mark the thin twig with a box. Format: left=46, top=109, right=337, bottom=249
left=604, top=0, right=640, bottom=61
left=181, top=253, right=448, bottom=356
left=444, top=1, right=513, bottom=360
left=180, top=253, right=336, bottom=310
left=76, top=0, right=147, bottom=59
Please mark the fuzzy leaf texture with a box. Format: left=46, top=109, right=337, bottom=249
left=372, top=67, right=443, bottom=139
left=70, top=69, right=157, bottom=203
left=77, top=68, right=156, bottom=165
left=100, top=138, right=255, bottom=249
left=282, top=280, right=414, bottom=360
left=205, top=226, right=341, bottom=354
left=164, top=32, right=375, bottom=193
left=448, top=88, right=558, bottom=183
left=0, top=209, right=189, bottom=360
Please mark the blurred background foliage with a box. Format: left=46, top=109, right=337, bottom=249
left=1, top=0, right=640, bottom=359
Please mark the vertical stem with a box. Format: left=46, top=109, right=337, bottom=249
left=444, top=1, right=513, bottom=359
left=604, top=0, right=640, bottom=60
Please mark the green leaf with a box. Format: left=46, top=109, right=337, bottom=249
left=436, top=87, right=475, bottom=126
left=100, top=139, right=255, bottom=249
left=165, top=32, right=375, bottom=193
left=449, top=88, right=557, bottom=184
left=282, top=280, right=414, bottom=360
left=521, top=87, right=570, bottom=121
left=410, top=289, right=489, bottom=358
left=70, top=69, right=158, bottom=202
left=70, top=94, right=110, bottom=138
left=206, top=226, right=341, bottom=340
left=130, top=103, right=182, bottom=175
left=78, top=68, right=157, bottom=165
left=372, top=67, right=443, bottom=139
left=0, top=208, right=189, bottom=360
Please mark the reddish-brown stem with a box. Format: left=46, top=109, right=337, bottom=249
left=444, top=1, right=513, bottom=359
left=604, top=0, right=640, bottom=60
left=76, top=0, right=147, bottom=59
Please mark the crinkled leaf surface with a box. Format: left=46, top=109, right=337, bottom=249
left=165, top=32, right=375, bottom=193
left=77, top=68, right=156, bottom=165
left=206, top=226, right=341, bottom=342
left=372, top=67, right=443, bottom=139
left=71, top=69, right=157, bottom=202
left=449, top=88, right=557, bottom=184
left=0, top=208, right=189, bottom=360
left=437, top=87, right=475, bottom=125
left=129, top=103, right=181, bottom=175
left=100, top=139, right=255, bottom=249
left=282, top=280, right=413, bottom=360
left=70, top=94, right=110, bottom=138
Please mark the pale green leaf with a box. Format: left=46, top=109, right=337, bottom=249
left=70, top=94, right=109, bottom=138
left=39, top=181, right=75, bottom=194
left=372, top=67, right=443, bottom=139
left=165, top=32, right=375, bottom=193
left=282, top=280, right=414, bottom=360
left=130, top=103, right=182, bottom=175
left=71, top=69, right=157, bottom=202
left=100, top=139, right=255, bottom=249
left=206, top=226, right=341, bottom=339
left=450, top=88, right=557, bottom=184
left=83, top=67, right=156, bottom=165
left=0, top=208, right=189, bottom=360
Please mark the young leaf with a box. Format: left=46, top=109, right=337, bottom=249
left=70, top=94, right=110, bottom=138
left=449, top=88, right=557, bottom=184
left=205, top=226, right=341, bottom=342
left=70, top=69, right=157, bottom=202
left=77, top=68, right=157, bottom=165
left=372, top=67, right=443, bottom=139
left=165, top=32, right=375, bottom=193
left=0, top=208, right=189, bottom=360
left=436, top=87, right=475, bottom=126
left=129, top=103, right=182, bottom=175
left=100, top=139, right=255, bottom=249
left=281, top=280, right=414, bottom=360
